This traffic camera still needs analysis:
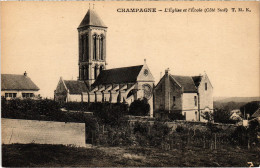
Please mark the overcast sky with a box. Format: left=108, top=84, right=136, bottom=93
left=1, top=1, right=259, bottom=98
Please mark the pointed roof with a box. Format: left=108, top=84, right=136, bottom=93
left=78, top=9, right=107, bottom=29
left=170, top=75, right=198, bottom=93
left=192, top=76, right=202, bottom=87
left=252, top=108, right=260, bottom=118
left=63, top=80, right=89, bottom=94
left=92, top=65, right=143, bottom=86
left=1, top=74, right=39, bottom=91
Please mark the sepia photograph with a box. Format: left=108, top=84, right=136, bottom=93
left=1, top=1, right=260, bottom=167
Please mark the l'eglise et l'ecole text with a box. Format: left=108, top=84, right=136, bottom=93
left=117, top=8, right=157, bottom=12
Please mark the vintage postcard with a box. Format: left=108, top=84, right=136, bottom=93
left=1, top=1, right=259, bottom=167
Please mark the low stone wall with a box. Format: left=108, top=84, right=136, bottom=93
left=127, top=117, right=237, bottom=132
left=165, top=120, right=237, bottom=132
left=2, top=118, right=88, bottom=147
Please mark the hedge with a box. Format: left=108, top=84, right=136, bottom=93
left=1, top=98, right=95, bottom=124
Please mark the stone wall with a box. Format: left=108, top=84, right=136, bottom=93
left=2, top=118, right=88, bottom=147
left=165, top=120, right=237, bottom=132
left=127, top=117, right=237, bottom=133
left=68, top=94, right=82, bottom=102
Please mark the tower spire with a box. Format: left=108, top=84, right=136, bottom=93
left=78, top=8, right=107, bottom=86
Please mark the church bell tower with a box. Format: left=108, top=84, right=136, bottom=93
left=77, top=8, right=107, bottom=87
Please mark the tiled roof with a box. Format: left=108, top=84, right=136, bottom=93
left=192, top=76, right=202, bottom=87
left=92, top=65, right=143, bottom=86
left=1, top=74, right=39, bottom=91
left=78, top=9, right=107, bottom=29
left=170, top=75, right=197, bottom=93
left=64, top=80, right=89, bottom=94
left=252, top=108, right=260, bottom=118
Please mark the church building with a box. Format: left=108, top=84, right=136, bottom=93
left=54, top=9, right=155, bottom=116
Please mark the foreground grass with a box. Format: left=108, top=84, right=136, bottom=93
left=2, top=143, right=260, bottom=167
left=2, top=144, right=119, bottom=167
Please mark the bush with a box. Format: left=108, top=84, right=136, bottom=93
left=231, top=120, right=259, bottom=146
left=168, top=112, right=185, bottom=121
left=131, top=121, right=172, bottom=147
left=129, top=98, right=150, bottom=116
left=2, top=98, right=130, bottom=127
left=91, top=102, right=129, bottom=126
left=213, top=108, right=235, bottom=124
left=2, top=98, right=60, bottom=119
left=176, top=126, right=185, bottom=133
left=63, top=102, right=129, bottom=126
left=240, top=101, right=260, bottom=117
left=64, top=102, right=88, bottom=111
left=1, top=98, right=95, bottom=124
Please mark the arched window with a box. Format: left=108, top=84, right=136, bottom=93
left=83, top=67, right=86, bottom=80
left=81, top=36, right=84, bottom=61
left=93, top=35, right=97, bottom=60
left=100, top=65, right=104, bottom=73
left=84, top=66, right=89, bottom=80
left=79, top=67, right=82, bottom=80
left=81, top=66, right=84, bottom=80
left=100, top=35, right=104, bottom=60
left=85, top=35, right=89, bottom=61
left=94, top=65, right=98, bottom=79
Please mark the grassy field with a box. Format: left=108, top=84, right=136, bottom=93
left=2, top=143, right=260, bottom=167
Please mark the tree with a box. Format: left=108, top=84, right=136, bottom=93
left=201, top=111, right=214, bottom=123
left=129, top=98, right=150, bottom=116
left=213, top=108, right=234, bottom=124
left=201, top=108, right=234, bottom=124
left=240, top=101, right=260, bottom=118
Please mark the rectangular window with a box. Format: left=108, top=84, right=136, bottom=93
left=205, top=83, right=207, bottom=90
left=194, top=96, right=197, bottom=106
left=5, top=93, right=17, bottom=98
left=22, top=93, right=32, bottom=98
left=173, top=96, right=176, bottom=102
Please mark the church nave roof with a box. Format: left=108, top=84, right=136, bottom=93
left=92, top=65, right=143, bottom=86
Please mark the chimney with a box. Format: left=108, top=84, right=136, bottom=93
left=165, top=68, right=170, bottom=76
left=144, top=59, right=146, bottom=64
left=24, top=71, right=27, bottom=77
left=164, top=68, right=170, bottom=112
